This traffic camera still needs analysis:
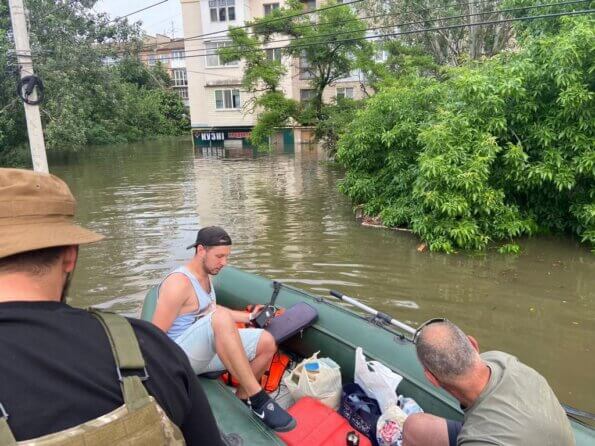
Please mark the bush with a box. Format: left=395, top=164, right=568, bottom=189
left=337, top=17, right=594, bottom=252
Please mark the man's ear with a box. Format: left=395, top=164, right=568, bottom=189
left=62, top=245, right=79, bottom=273
left=468, top=335, right=480, bottom=353
left=423, top=368, right=441, bottom=388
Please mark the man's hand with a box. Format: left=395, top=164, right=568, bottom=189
left=249, top=305, right=266, bottom=322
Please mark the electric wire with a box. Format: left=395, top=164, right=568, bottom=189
left=172, top=0, right=592, bottom=58
left=136, top=0, right=369, bottom=51
left=134, top=7, right=595, bottom=61
left=135, top=0, right=503, bottom=52
left=166, top=0, right=504, bottom=46
left=110, top=0, right=170, bottom=22
left=16, top=7, right=594, bottom=71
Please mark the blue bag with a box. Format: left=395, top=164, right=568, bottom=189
left=339, top=382, right=382, bottom=446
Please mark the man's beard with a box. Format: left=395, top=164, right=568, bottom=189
left=60, top=272, right=73, bottom=303
left=206, top=266, right=221, bottom=276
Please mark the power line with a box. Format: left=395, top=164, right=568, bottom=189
left=137, top=0, right=368, bottom=52
left=137, top=0, right=498, bottom=52
left=134, top=0, right=589, bottom=54
left=111, top=0, right=169, bottom=22
left=173, top=0, right=591, bottom=57
left=23, top=7, right=595, bottom=70
left=139, top=6, right=594, bottom=61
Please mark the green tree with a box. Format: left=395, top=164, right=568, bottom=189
left=221, top=0, right=371, bottom=148
left=338, top=16, right=594, bottom=252
left=0, top=0, right=188, bottom=167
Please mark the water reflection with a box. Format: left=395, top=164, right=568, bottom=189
left=49, top=134, right=594, bottom=412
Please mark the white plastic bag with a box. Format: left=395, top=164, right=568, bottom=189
left=398, top=395, right=424, bottom=416
left=376, top=404, right=408, bottom=446
left=354, top=347, right=403, bottom=412
left=283, top=352, right=342, bottom=409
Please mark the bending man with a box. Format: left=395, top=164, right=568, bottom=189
left=152, top=226, right=295, bottom=432
left=402, top=319, right=574, bottom=446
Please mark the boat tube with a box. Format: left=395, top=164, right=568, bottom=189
left=141, top=266, right=595, bottom=445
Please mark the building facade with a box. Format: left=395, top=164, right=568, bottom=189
left=139, top=34, right=189, bottom=107
left=180, top=0, right=365, bottom=147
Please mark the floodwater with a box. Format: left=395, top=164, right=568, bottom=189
left=49, top=136, right=594, bottom=413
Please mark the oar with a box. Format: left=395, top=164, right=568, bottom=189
left=329, top=290, right=416, bottom=335
left=563, top=404, right=595, bottom=421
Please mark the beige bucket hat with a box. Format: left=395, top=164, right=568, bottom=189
left=0, top=168, right=104, bottom=259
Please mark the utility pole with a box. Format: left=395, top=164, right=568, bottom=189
left=8, top=0, right=49, bottom=173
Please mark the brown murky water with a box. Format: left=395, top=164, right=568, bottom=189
left=49, top=136, right=595, bottom=413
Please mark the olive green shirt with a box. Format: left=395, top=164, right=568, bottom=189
left=457, top=351, right=574, bottom=446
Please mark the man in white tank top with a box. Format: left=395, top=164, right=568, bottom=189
left=152, top=226, right=295, bottom=433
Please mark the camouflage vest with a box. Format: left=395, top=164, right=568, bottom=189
left=0, top=310, right=185, bottom=445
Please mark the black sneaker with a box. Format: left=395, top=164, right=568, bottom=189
left=249, top=397, right=296, bottom=432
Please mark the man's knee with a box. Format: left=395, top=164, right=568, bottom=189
left=257, top=330, right=277, bottom=355
left=211, top=308, right=235, bottom=331
left=402, top=413, right=450, bottom=446
left=402, top=414, right=428, bottom=446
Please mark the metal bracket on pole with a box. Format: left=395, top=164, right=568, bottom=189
left=8, top=0, right=49, bottom=173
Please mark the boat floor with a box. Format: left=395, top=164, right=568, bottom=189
left=199, top=377, right=285, bottom=445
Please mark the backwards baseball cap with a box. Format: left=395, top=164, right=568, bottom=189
left=186, top=226, right=232, bottom=250
left=0, top=168, right=104, bottom=259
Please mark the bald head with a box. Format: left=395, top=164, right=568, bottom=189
left=415, top=321, right=480, bottom=383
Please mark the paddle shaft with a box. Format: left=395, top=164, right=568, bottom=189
left=329, top=290, right=416, bottom=335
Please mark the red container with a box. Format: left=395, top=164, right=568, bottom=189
left=278, top=397, right=372, bottom=446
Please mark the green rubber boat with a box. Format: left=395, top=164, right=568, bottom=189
left=141, top=266, right=595, bottom=445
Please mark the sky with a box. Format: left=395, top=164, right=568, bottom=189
left=94, top=0, right=184, bottom=38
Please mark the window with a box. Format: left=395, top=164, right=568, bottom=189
left=336, top=87, right=354, bottom=99
left=172, top=50, right=185, bottom=60
left=263, top=3, right=279, bottom=15
left=147, top=54, right=156, bottom=66
left=177, top=87, right=189, bottom=100
left=173, top=69, right=187, bottom=87
left=205, top=41, right=238, bottom=67
left=300, top=89, right=315, bottom=102
left=209, top=0, right=235, bottom=22
left=265, top=48, right=282, bottom=62
left=299, top=56, right=313, bottom=79
left=215, top=89, right=241, bottom=109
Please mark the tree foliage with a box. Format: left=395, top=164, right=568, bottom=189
left=357, top=0, right=516, bottom=65
left=0, top=0, right=188, bottom=167
left=221, top=0, right=371, bottom=149
left=338, top=17, right=594, bottom=252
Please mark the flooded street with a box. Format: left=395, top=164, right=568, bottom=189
left=50, top=136, right=594, bottom=413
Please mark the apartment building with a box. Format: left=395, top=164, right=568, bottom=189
left=180, top=0, right=364, bottom=147
left=139, top=34, right=189, bottom=107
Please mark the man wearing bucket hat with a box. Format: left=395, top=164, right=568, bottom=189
left=0, top=168, right=223, bottom=445
left=152, top=226, right=296, bottom=433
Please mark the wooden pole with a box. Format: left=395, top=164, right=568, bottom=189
left=8, top=0, right=49, bottom=173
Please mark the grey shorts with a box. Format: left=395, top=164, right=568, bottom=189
left=175, top=309, right=264, bottom=374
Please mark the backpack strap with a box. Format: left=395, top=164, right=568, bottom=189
left=0, top=404, right=16, bottom=446
left=88, top=309, right=151, bottom=411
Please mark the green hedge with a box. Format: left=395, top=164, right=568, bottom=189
left=337, top=17, right=594, bottom=252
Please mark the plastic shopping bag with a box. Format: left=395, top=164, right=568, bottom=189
left=354, top=347, right=403, bottom=412
left=397, top=395, right=424, bottom=416
left=376, top=404, right=408, bottom=446
left=283, top=352, right=342, bottom=409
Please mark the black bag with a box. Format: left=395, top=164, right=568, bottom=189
left=265, top=302, right=318, bottom=343
left=340, top=383, right=382, bottom=446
